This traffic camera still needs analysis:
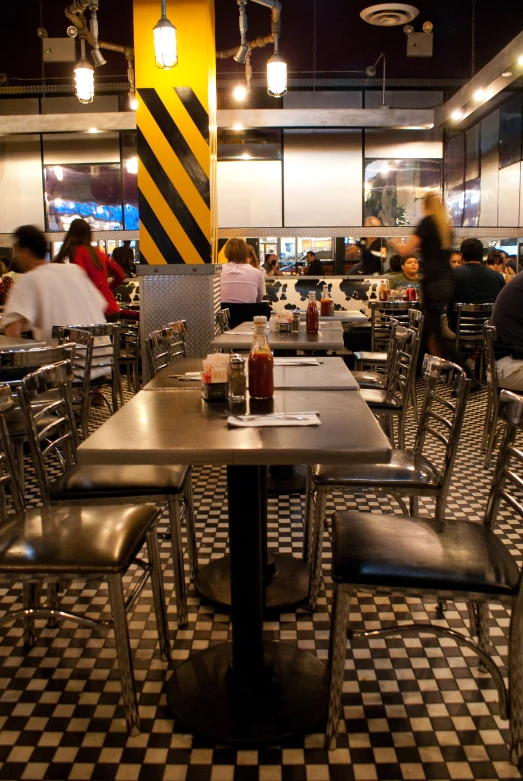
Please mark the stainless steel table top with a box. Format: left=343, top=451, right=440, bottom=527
left=0, top=336, right=47, bottom=350
left=210, top=325, right=344, bottom=352
left=144, top=357, right=360, bottom=391
left=295, top=310, right=368, bottom=323
left=78, top=388, right=390, bottom=467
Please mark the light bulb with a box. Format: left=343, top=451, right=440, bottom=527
left=232, top=123, right=244, bottom=130
left=473, top=88, right=485, bottom=102
left=74, top=57, right=94, bottom=104
left=233, top=85, right=247, bottom=101
left=53, top=165, right=63, bottom=181
left=518, top=55, right=523, bottom=65
left=451, top=109, right=463, bottom=121
left=267, top=53, right=287, bottom=97
left=129, top=92, right=138, bottom=110
left=126, top=157, right=138, bottom=174
left=154, top=16, right=178, bottom=69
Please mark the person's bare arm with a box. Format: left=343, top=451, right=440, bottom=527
left=4, top=318, right=28, bottom=337
left=389, top=234, right=421, bottom=257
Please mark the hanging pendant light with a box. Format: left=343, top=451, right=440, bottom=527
left=267, top=47, right=287, bottom=97
left=154, top=0, right=178, bottom=69
left=74, top=38, right=95, bottom=104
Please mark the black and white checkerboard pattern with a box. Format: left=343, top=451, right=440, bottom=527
left=0, top=385, right=521, bottom=781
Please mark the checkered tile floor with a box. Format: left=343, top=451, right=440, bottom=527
left=0, top=384, right=522, bottom=781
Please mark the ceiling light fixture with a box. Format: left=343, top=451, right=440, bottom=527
left=129, top=93, right=139, bottom=111
left=126, top=157, right=138, bottom=174
left=232, top=123, right=244, bottom=130
left=451, top=109, right=463, bottom=121
left=74, top=38, right=95, bottom=104
left=53, top=166, right=63, bottom=181
left=267, top=52, right=287, bottom=96
left=154, top=0, right=178, bottom=70
left=473, top=88, right=485, bottom=101
left=502, top=71, right=512, bottom=77
left=518, top=55, right=523, bottom=65
left=233, top=85, right=247, bottom=101
left=87, top=127, right=100, bottom=134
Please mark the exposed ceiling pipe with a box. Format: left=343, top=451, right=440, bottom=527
left=216, top=0, right=282, bottom=87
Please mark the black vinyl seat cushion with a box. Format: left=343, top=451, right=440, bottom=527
left=351, top=370, right=385, bottom=389
left=353, top=351, right=387, bottom=363
left=50, top=464, right=190, bottom=501
left=0, top=504, right=158, bottom=574
left=312, top=450, right=439, bottom=489
left=332, top=511, right=520, bottom=598
left=360, top=387, right=401, bottom=412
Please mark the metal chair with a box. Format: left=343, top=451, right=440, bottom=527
left=353, top=302, right=414, bottom=369
left=0, top=376, right=170, bottom=735
left=307, top=356, right=470, bottom=610
left=146, top=321, right=188, bottom=378
left=360, top=325, right=421, bottom=450
left=54, top=323, right=121, bottom=415
left=454, top=302, right=494, bottom=381
left=118, top=318, right=141, bottom=396
left=216, top=308, right=230, bottom=334
left=482, top=322, right=502, bottom=467
left=51, top=327, right=94, bottom=439
left=19, top=360, right=196, bottom=630
left=325, top=388, right=523, bottom=767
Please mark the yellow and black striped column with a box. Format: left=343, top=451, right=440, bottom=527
left=133, top=0, right=217, bottom=264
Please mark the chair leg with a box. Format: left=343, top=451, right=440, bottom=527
left=409, top=495, right=419, bottom=516
left=509, top=592, right=523, bottom=767
left=485, top=408, right=500, bottom=468
left=325, top=586, right=351, bottom=750
left=308, top=488, right=327, bottom=612
left=397, top=411, right=406, bottom=451
left=183, top=476, right=199, bottom=579
left=303, top=467, right=315, bottom=563
left=481, top=392, right=492, bottom=451
left=46, top=581, right=59, bottom=628
left=22, top=582, right=40, bottom=651
left=410, top=383, right=419, bottom=422
left=145, top=528, right=172, bottom=661
left=15, top=440, right=25, bottom=495
left=167, top=495, right=188, bottom=628
left=107, top=573, right=140, bottom=736
left=477, top=602, right=490, bottom=673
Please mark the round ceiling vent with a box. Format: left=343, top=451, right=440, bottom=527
left=360, top=3, right=419, bottom=26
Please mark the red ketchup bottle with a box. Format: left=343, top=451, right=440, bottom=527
left=320, top=284, right=331, bottom=317
left=306, top=291, right=319, bottom=334
left=248, top=316, right=274, bottom=399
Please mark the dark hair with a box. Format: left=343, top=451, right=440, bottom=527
left=54, top=218, right=103, bottom=269
left=265, top=253, right=275, bottom=263
left=460, top=238, right=484, bottom=263
left=13, top=225, right=47, bottom=260
left=486, top=250, right=505, bottom=266
left=388, top=254, right=402, bottom=273
left=307, top=251, right=316, bottom=258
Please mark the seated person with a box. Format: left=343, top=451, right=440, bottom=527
left=220, top=238, right=265, bottom=304
left=385, top=253, right=403, bottom=277
left=449, top=251, right=463, bottom=269
left=491, top=270, right=523, bottom=390
left=447, top=238, right=505, bottom=333
left=486, top=250, right=512, bottom=283
left=305, top=251, right=323, bottom=276
left=262, top=253, right=277, bottom=273
left=389, top=256, right=422, bottom=298
left=267, top=255, right=284, bottom=276
left=346, top=216, right=385, bottom=275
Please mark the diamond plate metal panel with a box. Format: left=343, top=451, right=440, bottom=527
left=141, top=270, right=222, bottom=378
left=217, top=226, right=523, bottom=239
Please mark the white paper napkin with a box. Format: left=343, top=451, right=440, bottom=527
left=273, top=358, right=319, bottom=366
left=227, top=413, right=321, bottom=427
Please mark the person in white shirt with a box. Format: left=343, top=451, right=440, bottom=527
left=3, top=225, right=107, bottom=342
left=220, top=238, right=265, bottom=304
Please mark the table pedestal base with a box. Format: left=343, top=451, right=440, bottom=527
left=194, top=553, right=309, bottom=612
left=166, top=640, right=328, bottom=745
left=267, top=465, right=308, bottom=495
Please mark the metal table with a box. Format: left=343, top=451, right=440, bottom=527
left=79, top=388, right=390, bottom=744
left=0, top=336, right=47, bottom=349
left=295, top=309, right=368, bottom=323
left=210, top=324, right=344, bottom=353
left=144, top=356, right=360, bottom=392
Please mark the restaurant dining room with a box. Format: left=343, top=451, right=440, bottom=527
left=2, top=1, right=523, bottom=780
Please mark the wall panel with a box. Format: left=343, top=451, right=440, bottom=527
left=498, top=161, right=520, bottom=227
left=480, top=109, right=500, bottom=227
left=43, top=132, right=121, bottom=164
left=283, top=130, right=362, bottom=227
left=217, top=160, right=282, bottom=228
left=365, top=129, right=442, bottom=159
left=0, top=134, right=45, bottom=233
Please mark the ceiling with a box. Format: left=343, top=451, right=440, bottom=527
left=1, top=0, right=523, bottom=89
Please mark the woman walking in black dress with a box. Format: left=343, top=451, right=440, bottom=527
left=390, top=192, right=454, bottom=358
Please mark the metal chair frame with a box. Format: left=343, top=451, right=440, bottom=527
left=118, top=318, right=141, bottom=397
left=482, top=322, right=503, bottom=467
left=306, top=356, right=470, bottom=610
left=146, top=322, right=188, bottom=378
left=51, top=327, right=94, bottom=440
left=20, top=359, right=196, bottom=629
left=454, top=302, right=494, bottom=381
left=325, top=388, right=523, bottom=768
left=369, top=301, right=414, bottom=353
left=216, top=308, right=231, bottom=334
left=0, top=375, right=170, bottom=735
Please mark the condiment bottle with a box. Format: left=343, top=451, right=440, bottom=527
left=378, top=280, right=389, bottom=301
left=229, top=354, right=247, bottom=403
left=269, top=312, right=278, bottom=331
left=320, top=284, right=331, bottom=317
left=306, top=291, right=319, bottom=334
left=248, top=316, right=274, bottom=399
left=291, top=311, right=300, bottom=332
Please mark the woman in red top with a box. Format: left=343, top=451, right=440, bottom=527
left=54, top=219, right=126, bottom=319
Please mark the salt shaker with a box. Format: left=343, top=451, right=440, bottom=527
left=229, top=354, right=247, bottom=403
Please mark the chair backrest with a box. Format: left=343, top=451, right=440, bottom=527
left=220, top=301, right=272, bottom=330
left=484, top=389, right=523, bottom=529
left=147, top=325, right=186, bottom=378
left=0, top=344, right=75, bottom=375
left=408, top=307, right=425, bottom=337
left=370, top=301, right=413, bottom=351
left=18, top=361, right=79, bottom=506
left=216, top=308, right=230, bottom=334
left=0, top=384, right=25, bottom=517
left=168, top=320, right=188, bottom=357
left=454, top=303, right=493, bottom=350
left=414, top=355, right=470, bottom=504
left=483, top=322, right=498, bottom=398
left=387, top=326, right=420, bottom=406
left=51, top=327, right=94, bottom=438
